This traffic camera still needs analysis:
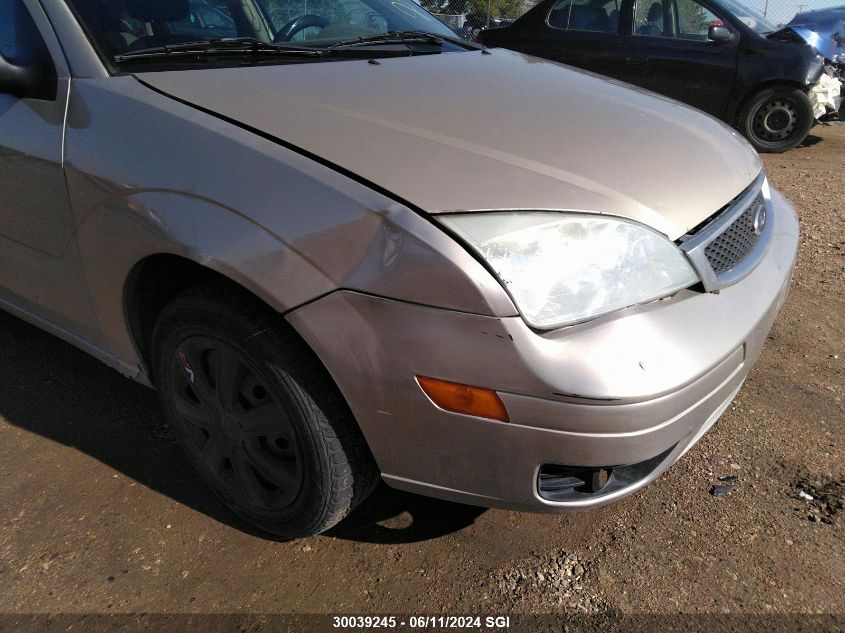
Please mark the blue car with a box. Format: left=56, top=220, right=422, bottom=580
left=787, top=6, right=844, bottom=63
left=781, top=6, right=844, bottom=119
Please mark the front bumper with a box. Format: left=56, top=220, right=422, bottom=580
left=287, top=188, right=799, bottom=511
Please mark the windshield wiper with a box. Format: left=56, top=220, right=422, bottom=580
left=326, top=30, right=446, bottom=51
left=114, top=37, right=321, bottom=63
left=327, top=30, right=486, bottom=53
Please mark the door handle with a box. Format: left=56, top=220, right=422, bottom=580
left=626, top=57, right=647, bottom=65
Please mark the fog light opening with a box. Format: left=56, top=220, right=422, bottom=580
left=537, top=444, right=678, bottom=502
left=590, top=467, right=612, bottom=493
left=538, top=465, right=613, bottom=498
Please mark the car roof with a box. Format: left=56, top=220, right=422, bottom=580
left=790, top=5, right=845, bottom=22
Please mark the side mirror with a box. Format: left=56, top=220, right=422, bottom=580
left=708, top=25, right=733, bottom=43
left=0, top=52, right=55, bottom=100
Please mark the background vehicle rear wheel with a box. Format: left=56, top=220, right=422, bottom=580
left=739, top=87, right=814, bottom=153
left=151, top=282, right=379, bottom=538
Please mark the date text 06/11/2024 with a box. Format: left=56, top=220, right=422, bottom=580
left=332, top=615, right=512, bottom=628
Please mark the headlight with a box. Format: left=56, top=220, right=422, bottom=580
left=438, top=212, right=699, bottom=329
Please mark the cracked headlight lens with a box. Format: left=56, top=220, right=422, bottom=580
left=439, top=212, right=699, bottom=329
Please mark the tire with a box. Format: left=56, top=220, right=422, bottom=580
left=738, top=87, right=814, bottom=153
left=151, top=281, right=379, bottom=538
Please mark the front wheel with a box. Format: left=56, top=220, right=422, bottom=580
left=738, top=87, right=814, bottom=153
left=151, top=282, right=379, bottom=538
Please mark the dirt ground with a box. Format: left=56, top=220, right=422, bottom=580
left=0, top=126, right=842, bottom=631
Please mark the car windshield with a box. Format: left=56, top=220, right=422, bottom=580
left=66, top=0, right=458, bottom=67
left=711, top=0, right=779, bottom=33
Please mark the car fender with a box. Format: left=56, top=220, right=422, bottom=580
left=72, top=186, right=337, bottom=377
left=730, top=39, right=824, bottom=120
left=65, top=77, right=514, bottom=379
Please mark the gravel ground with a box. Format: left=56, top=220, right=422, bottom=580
left=0, top=125, right=842, bottom=631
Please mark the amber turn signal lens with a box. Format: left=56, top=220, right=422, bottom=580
left=416, top=376, right=509, bottom=422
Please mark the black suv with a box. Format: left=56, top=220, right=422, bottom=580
left=481, top=0, right=832, bottom=152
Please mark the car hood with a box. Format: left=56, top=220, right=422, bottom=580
left=776, top=19, right=845, bottom=63
left=136, top=49, right=762, bottom=240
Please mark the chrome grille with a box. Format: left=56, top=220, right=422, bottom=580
left=703, top=192, right=764, bottom=275
left=679, top=173, right=771, bottom=292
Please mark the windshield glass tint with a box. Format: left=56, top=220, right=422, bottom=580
left=66, top=0, right=456, bottom=62
left=260, top=0, right=452, bottom=44
left=712, top=0, right=778, bottom=32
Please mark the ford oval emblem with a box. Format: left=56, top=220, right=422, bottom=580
left=752, top=204, right=767, bottom=236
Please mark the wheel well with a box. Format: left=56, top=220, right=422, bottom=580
left=125, top=254, right=380, bottom=505
left=124, top=254, right=226, bottom=371
left=124, top=254, right=334, bottom=383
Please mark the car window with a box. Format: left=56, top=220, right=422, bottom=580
left=65, top=0, right=245, bottom=63
left=171, top=0, right=238, bottom=39
left=548, top=0, right=620, bottom=33
left=66, top=0, right=456, bottom=64
left=676, top=0, right=722, bottom=39
left=712, top=0, right=776, bottom=33
left=635, top=0, right=722, bottom=39
left=262, top=0, right=388, bottom=41
left=0, top=0, right=53, bottom=66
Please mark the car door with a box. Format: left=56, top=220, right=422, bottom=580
left=623, top=0, right=738, bottom=117
left=539, top=0, right=626, bottom=78
left=0, top=0, right=102, bottom=343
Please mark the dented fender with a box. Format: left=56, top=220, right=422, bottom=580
left=65, top=76, right=515, bottom=379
